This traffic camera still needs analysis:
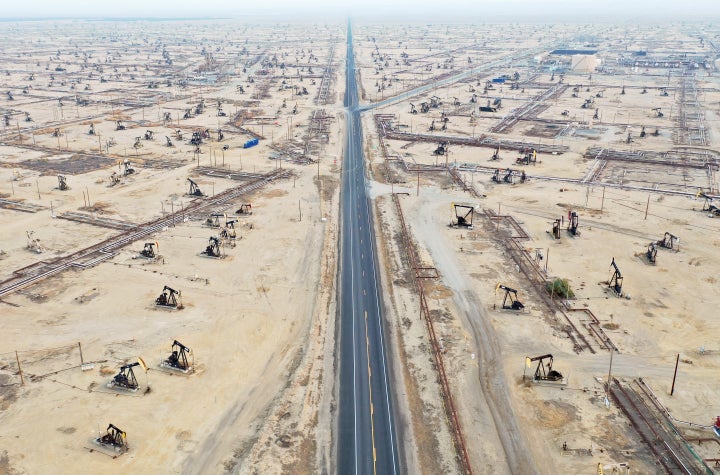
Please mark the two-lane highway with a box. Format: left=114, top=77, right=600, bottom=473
left=337, top=20, right=400, bottom=475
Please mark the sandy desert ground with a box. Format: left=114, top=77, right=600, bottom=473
left=1, top=16, right=720, bottom=475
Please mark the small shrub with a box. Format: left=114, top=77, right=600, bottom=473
left=547, top=278, right=574, bottom=299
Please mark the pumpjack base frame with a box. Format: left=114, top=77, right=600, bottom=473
left=155, top=303, right=180, bottom=311
left=92, top=438, right=128, bottom=455
left=106, top=381, right=139, bottom=392
left=160, top=361, right=194, bottom=374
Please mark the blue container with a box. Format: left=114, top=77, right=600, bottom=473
left=243, top=138, right=259, bottom=149
left=491, top=78, right=506, bottom=83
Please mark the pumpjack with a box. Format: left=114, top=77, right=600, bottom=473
left=496, top=284, right=525, bottom=310
left=57, top=175, right=69, bottom=190
left=608, top=258, right=623, bottom=296
left=138, top=242, right=157, bottom=259
left=200, top=236, right=222, bottom=258
left=204, top=213, right=224, bottom=228
left=236, top=203, right=253, bottom=215
left=88, top=123, right=95, bottom=135
left=516, top=149, right=537, bottom=166
left=26, top=230, right=43, bottom=253
left=156, top=285, right=181, bottom=309
left=646, top=242, right=657, bottom=264
left=116, top=120, right=126, bottom=131
left=161, top=340, right=193, bottom=373
left=525, top=354, right=565, bottom=383
left=219, top=220, right=238, bottom=241
left=109, top=362, right=140, bottom=391
left=109, top=172, right=120, bottom=186
left=95, top=424, right=128, bottom=452
left=696, top=191, right=720, bottom=216
left=165, top=136, right=173, bottom=147
left=657, top=232, right=679, bottom=251
left=433, top=141, right=448, bottom=156
left=122, top=159, right=135, bottom=176
left=144, top=130, right=154, bottom=140
left=504, top=168, right=514, bottom=183
left=187, top=178, right=204, bottom=197
left=567, top=211, right=579, bottom=236
left=450, top=203, right=474, bottom=229
left=497, top=168, right=525, bottom=184
left=551, top=218, right=561, bottom=239
left=491, top=146, right=500, bottom=161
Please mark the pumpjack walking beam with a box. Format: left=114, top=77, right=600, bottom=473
left=139, top=242, right=157, bottom=259
left=200, top=236, right=222, bottom=258
left=450, top=203, right=474, bottom=228
left=109, top=362, right=140, bottom=390
left=608, top=258, right=623, bottom=296
left=567, top=211, right=579, bottom=236
left=495, top=283, right=525, bottom=310
left=155, top=285, right=181, bottom=308
left=657, top=232, right=679, bottom=251
left=162, top=340, right=193, bottom=372
left=187, top=178, right=204, bottom=197
left=96, top=423, right=128, bottom=451
left=524, top=354, right=564, bottom=382
left=551, top=218, right=561, bottom=239
left=646, top=242, right=657, bottom=264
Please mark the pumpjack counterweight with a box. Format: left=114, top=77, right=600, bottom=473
left=200, top=236, right=222, bottom=258
left=608, top=258, right=623, bottom=296
left=450, top=203, right=474, bottom=229
left=646, top=242, right=657, bottom=264
left=524, top=354, right=566, bottom=385
left=187, top=178, right=204, bottom=197
left=161, top=340, right=193, bottom=373
left=95, top=424, right=128, bottom=453
left=496, top=284, right=524, bottom=310
left=108, top=362, right=139, bottom=391
left=156, top=285, right=181, bottom=309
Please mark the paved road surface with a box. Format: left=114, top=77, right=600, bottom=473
left=337, top=20, right=401, bottom=475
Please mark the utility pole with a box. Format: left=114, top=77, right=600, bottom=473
left=15, top=351, right=24, bottom=385
left=670, top=353, right=680, bottom=396
left=605, top=348, right=614, bottom=405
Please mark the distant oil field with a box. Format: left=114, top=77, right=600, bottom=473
left=1, top=15, right=719, bottom=475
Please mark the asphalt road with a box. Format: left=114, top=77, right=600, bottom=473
left=337, top=20, right=400, bottom=475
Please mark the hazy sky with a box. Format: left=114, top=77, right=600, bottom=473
left=2, top=0, right=720, bottom=20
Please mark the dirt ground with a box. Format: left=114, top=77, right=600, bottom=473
left=0, top=19, right=344, bottom=475
left=356, top=20, right=720, bottom=474
left=3, top=16, right=720, bottom=475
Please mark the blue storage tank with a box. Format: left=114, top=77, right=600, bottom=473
left=243, top=138, right=259, bottom=149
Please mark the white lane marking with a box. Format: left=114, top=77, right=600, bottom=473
left=349, top=157, right=360, bottom=475
left=363, top=194, right=400, bottom=475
